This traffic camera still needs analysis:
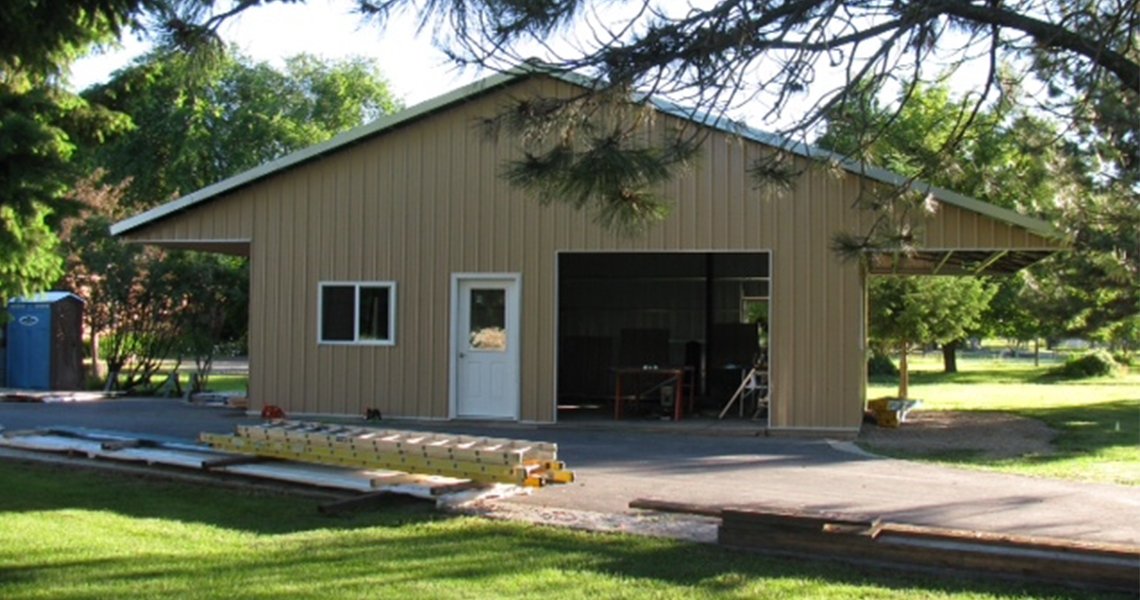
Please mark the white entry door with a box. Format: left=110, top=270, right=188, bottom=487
left=453, top=276, right=520, bottom=419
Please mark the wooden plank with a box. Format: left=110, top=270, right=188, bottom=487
left=719, top=527, right=1139, bottom=590
left=318, top=491, right=406, bottom=515
left=718, top=510, right=1140, bottom=593
left=425, top=480, right=486, bottom=496
left=100, top=440, right=141, bottom=451
left=722, top=507, right=877, bottom=530
left=367, top=472, right=468, bottom=488
left=718, top=527, right=879, bottom=557
left=876, top=522, right=1140, bottom=560
left=202, top=455, right=275, bottom=469
left=721, top=519, right=880, bottom=538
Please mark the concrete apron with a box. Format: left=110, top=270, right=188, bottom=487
left=1, top=397, right=1138, bottom=547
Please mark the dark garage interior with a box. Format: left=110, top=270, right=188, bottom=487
left=557, top=252, right=770, bottom=420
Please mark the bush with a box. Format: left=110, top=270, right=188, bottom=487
left=867, top=350, right=899, bottom=377
left=1050, top=350, right=1120, bottom=379
left=1112, top=352, right=1134, bottom=367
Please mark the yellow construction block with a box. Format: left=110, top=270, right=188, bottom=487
left=544, top=470, right=575, bottom=484
left=866, top=398, right=919, bottom=428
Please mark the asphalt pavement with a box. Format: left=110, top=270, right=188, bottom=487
left=1, top=397, right=1138, bottom=546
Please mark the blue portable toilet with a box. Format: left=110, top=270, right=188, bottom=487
left=6, top=292, right=85, bottom=390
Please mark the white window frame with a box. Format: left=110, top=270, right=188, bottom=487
left=739, top=295, right=770, bottom=325
left=317, top=281, right=397, bottom=346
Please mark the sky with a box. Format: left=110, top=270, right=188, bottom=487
left=67, top=1, right=833, bottom=134
left=68, top=1, right=994, bottom=135
left=69, top=0, right=484, bottom=107
left=68, top=0, right=850, bottom=130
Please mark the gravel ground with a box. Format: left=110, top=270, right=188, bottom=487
left=455, top=499, right=720, bottom=544
left=858, top=410, right=1056, bottom=459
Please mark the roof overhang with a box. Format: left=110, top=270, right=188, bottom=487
left=867, top=249, right=1056, bottom=276
left=129, top=239, right=251, bottom=256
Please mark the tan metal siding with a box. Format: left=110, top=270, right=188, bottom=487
left=923, top=203, right=1058, bottom=249
left=120, top=75, right=1057, bottom=431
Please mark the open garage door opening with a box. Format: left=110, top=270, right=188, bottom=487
left=557, top=252, right=771, bottom=424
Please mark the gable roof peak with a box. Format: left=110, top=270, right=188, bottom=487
left=112, top=64, right=1057, bottom=240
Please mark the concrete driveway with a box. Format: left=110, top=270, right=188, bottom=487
left=2, top=397, right=1138, bottom=546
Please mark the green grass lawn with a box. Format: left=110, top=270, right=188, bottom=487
left=865, top=356, right=1140, bottom=485
left=198, top=373, right=248, bottom=394
left=0, top=462, right=1115, bottom=600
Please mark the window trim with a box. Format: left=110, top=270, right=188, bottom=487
left=317, top=281, right=397, bottom=346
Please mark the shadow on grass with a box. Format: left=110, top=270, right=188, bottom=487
left=0, top=461, right=443, bottom=535
left=871, top=367, right=1044, bottom=386
left=871, top=366, right=1136, bottom=387
left=865, top=399, right=1139, bottom=475
left=1015, top=399, right=1139, bottom=455
left=0, top=461, right=1128, bottom=599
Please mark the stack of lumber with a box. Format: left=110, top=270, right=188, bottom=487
left=200, top=421, right=575, bottom=487
left=717, top=506, right=1140, bottom=592
left=0, top=426, right=524, bottom=501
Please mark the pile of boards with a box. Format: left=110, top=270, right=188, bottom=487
left=200, top=421, right=575, bottom=487
left=0, top=423, right=571, bottom=501
left=632, top=499, right=1140, bottom=593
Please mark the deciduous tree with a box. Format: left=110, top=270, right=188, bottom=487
left=59, top=173, right=181, bottom=391
left=58, top=50, right=399, bottom=388
left=83, top=49, right=400, bottom=210
left=869, top=276, right=995, bottom=398
left=819, top=82, right=1060, bottom=372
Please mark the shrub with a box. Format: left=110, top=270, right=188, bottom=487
left=1112, top=352, right=1134, bottom=367
left=1050, top=350, right=1120, bottom=379
left=867, top=350, right=899, bottom=377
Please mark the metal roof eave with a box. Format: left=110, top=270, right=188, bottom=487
left=866, top=249, right=1058, bottom=276
left=111, top=63, right=1061, bottom=242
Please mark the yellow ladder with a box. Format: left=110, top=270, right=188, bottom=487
left=200, top=421, right=574, bottom=487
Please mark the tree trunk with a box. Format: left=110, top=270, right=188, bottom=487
left=1034, top=338, right=1040, bottom=367
left=90, top=331, right=102, bottom=380
left=942, top=339, right=960, bottom=373
left=103, top=365, right=121, bottom=392
left=898, top=343, right=910, bottom=400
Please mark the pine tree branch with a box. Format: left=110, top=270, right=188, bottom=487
left=927, top=0, right=1139, bottom=91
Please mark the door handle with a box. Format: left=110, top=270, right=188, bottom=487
left=459, top=352, right=466, bottom=358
